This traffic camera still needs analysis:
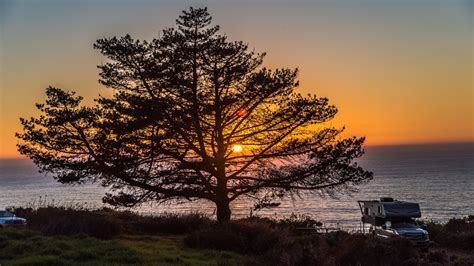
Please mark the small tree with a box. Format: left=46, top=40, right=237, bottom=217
left=17, top=7, right=372, bottom=223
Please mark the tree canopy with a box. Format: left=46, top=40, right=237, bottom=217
left=17, top=7, right=372, bottom=222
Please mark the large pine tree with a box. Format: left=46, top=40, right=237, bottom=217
left=17, top=7, right=372, bottom=222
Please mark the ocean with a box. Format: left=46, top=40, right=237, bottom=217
left=1, top=143, right=472, bottom=229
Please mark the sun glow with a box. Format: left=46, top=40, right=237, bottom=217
left=232, top=145, right=243, bottom=152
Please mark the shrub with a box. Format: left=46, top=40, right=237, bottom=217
left=277, top=213, right=323, bottom=228
left=186, top=220, right=421, bottom=265
left=14, top=207, right=120, bottom=239
left=426, top=216, right=474, bottom=251
left=246, top=231, right=422, bottom=266
left=14, top=206, right=212, bottom=239
left=185, top=218, right=292, bottom=254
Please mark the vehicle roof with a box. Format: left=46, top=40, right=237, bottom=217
left=358, top=199, right=417, bottom=204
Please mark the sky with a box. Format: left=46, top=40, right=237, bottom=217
left=0, top=0, right=473, bottom=158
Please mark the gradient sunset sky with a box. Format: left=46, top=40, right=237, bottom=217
left=0, top=0, right=472, bottom=158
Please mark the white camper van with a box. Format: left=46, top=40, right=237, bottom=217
left=358, top=198, right=430, bottom=247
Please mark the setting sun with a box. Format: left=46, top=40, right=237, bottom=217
left=232, top=145, right=243, bottom=152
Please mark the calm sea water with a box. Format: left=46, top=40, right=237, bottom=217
left=1, top=143, right=472, bottom=228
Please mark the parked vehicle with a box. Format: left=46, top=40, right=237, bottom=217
left=358, top=198, right=430, bottom=247
left=0, top=208, right=27, bottom=228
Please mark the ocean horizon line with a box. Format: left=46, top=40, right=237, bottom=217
left=1, top=140, right=473, bottom=160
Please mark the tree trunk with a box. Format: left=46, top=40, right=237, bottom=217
left=216, top=200, right=231, bottom=223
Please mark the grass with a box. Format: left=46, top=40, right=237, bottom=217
left=0, top=228, right=139, bottom=265
left=0, top=228, right=244, bottom=266
left=120, top=235, right=244, bottom=266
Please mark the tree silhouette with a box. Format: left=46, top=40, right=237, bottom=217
left=17, top=7, right=372, bottom=222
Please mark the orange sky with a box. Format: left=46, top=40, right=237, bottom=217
left=1, top=0, right=473, bottom=158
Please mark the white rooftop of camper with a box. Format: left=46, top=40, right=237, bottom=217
left=358, top=198, right=422, bottom=224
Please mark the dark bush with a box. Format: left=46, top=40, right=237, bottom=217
left=277, top=213, right=323, bottom=229
left=185, top=218, right=292, bottom=254
left=14, top=207, right=212, bottom=239
left=426, top=216, right=474, bottom=251
left=185, top=221, right=422, bottom=265
left=14, top=207, right=120, bottom=239
left=247, top=231, right=422, bottom=266
left=427, top=250, right=447, bottom=264
left=185, top=215, right=473, bottom=265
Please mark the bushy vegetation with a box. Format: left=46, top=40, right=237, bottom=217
left=186, top=215, right=474, bottom=265
left=14, top=207, right=212, bottom=239
left=425, top=215, right=474, bottom=251
left=12, top=206, right=323, bottom=240
left=185, top=217, right=293, bottom=253
left=185, top=219, right=420, bottom=265
left=3, top=207, right=473, bottom=265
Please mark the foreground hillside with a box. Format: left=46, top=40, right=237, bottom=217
left=0, top=207, right=472, bottom=265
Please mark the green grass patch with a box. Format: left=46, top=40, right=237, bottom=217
left=0, top=229, right=244, bottom=265
left=119, top=235, right=244, bottom=266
